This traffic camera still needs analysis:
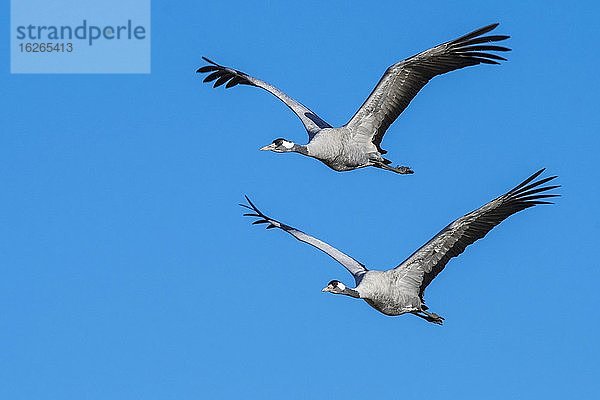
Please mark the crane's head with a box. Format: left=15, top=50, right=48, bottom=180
left=321, top=280, right=360, bottom=298
left=259, top=138, right=296, bottom=153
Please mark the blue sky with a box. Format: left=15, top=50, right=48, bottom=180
left=1, top=1, right=599, bottom=399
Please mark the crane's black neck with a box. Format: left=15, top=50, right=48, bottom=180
left=341, top=287, right=361, bottom=298
left=292, top=144, right=308, bottom=155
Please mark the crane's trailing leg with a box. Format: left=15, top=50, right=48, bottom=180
left=371, top=159, right=414, bottom=175
left=412, top=310, right=445, bottom=325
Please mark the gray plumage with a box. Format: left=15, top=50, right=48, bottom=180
left=199, top=23, right=510, bottom=174
left=241, top=169, right=559, bottom=324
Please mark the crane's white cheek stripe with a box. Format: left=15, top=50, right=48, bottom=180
left=283, top=141, right=294, bottom=149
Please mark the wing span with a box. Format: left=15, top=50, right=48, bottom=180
left=241, top=196, right=367, bottom=280
left=346, top=23, right=510, bottom=154
left=392, top=169, right=559, bottom=300
left=198, top=57, right=332, bottom=139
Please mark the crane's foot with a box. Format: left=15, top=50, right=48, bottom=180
left=394, top=165, right=414, bottom=174
left=413, top=310, right=445, bottom=325
left=372, top=161, right=414, bottom=175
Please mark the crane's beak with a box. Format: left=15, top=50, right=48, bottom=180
left=260, top=143, right=276, bottom=151
left=321, top=286, right=332, bottom=293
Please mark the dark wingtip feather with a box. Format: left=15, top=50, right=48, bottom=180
left=240, top=198, right=260, bottom=217
left=478, top=22, right=500, bottom=32
left=196, top=65, right=219, bottom=74
left=514, top=175, right=558, bottom=196
left=243, top=195, right=264, bottom=217
left=198, top=57, right=224, bottom=76
left=241, top=196, right=272, bottom=227
left=511, top=169, right=546, bottom=192
left=520, top=194, right=560, bottom=202
left=202, top=56, right=218, bottom=65
left=461, top=35, right=510, bottom=47
left=225, top=78, right=239, bottom=89
left=455, top=23, right=500, bottom=43
left=213, top=75, right=231, bottom=88
left=203, top=70, right=225, bottom=83
left=465, top=45, right=512, bottom=53
left=483, top=34, right=510, bottom=41
left=518, top=185, right=561, bottom=198
left=465, top=52, right=507, bottom=61
left=507, top=169, right=560, bottom=207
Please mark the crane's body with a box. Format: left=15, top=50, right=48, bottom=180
left=353, top=270, right=424, bottom=316
left=304, top=127, right=384, bottom=172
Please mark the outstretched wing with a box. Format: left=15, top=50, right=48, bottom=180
left=198, top=57, right=332, bottom=139
left=241, top=196, right=367, bottom=281
left=345, top=23, right=510, bottom=154
left=391, top=169, right=559, bottom=300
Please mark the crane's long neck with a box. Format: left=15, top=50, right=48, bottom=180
left=292, top=144, right=308, bottom=155
left=342, top=287, right=361, bottom=298
left=323, top=281, right=361, bottom=298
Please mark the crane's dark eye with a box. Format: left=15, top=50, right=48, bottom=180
left=327, top=280, right=338, bottom=287
left=273, top=138, right=284, bottom=146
